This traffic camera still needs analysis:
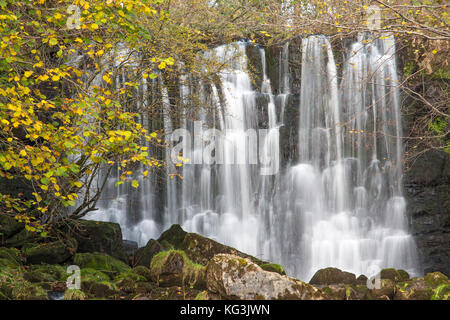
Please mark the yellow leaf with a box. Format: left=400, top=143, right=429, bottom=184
left=103, top=74, right=112, bottom=84
left=158, top=61, right=166, bottom=69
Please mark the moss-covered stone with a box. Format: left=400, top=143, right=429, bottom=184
left=367, top=279, right=395, bottom=300
left=4, top=228, right=40, bottom=248
left=64, top=288, right=87, bottom=300
left=10, top=282, right=48, bottom=300
left=179, top=232, right=265, bottom=266
left=23, top=239, right=77, bottom=265
left=0, top=247, right=23, bottom=266
left=0, top=215, right=23, bottom=241
left=157, top=224, right=187, bottom=249
left=309, top=267, right=356, bottom=285
left=73, top=252, right=131, bottom=275
left=24, top=270, right=57, bottom=283
left=149, top=250, right=206, bottom=289
left=206, top=254, right=325, bottom=300
left=82, top=280, right=118, bottom=298
left=132, top=266, right=152, bottom=281
left=424, top=271, right=448, bottom=287
left=65, top=219, right=127, bottom=262
left=260, top=263, right=286, bottom=275
left=356, top=274, right=368, bottom=285
left=380, top=268, right=402, bottom=282
left=133, top=239, right=164, bottom=268
left=394, top=278, right=434, bottom=300
left=114, top=272, right=146, bottom=293
left=397, top=269, right=410, bottom=281
left=81, top=268, right=110, bottom=282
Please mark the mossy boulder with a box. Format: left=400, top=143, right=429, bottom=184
left=424, top=271, right=448, bottom=287
left=24, top=269, right=56, bottom=283
left=133, top=239, right=164, bottom=268
left=367, top=279, right=395, bottom=300
left=0, top=215, right=23, bottom=241
left=4, top=228, right=40, bottom=248
left=206, top=254, right=325, bottom=300
left=64, top=288, right=87, bottom=300
left=74, top=252, right=131, bottom=275
left=398, top=270, right=410, bottom=281
left=356, top=274, right=368, bottom=285
left=0, top=268, right=48, bottom=300
left=0, top=247, right=23, bottom=267
left=82, top=280, right=118, bottom=298
left=24, top=264, right=67, bottom=283
left=309, top=267, right=356, bottom=285
left=10, top=282, right=48, bottom=300
left=23, top=238, right=77, bottom=264
left=179, top=231, right=265, bottom=266
left=260, top=263, right=286, bottom=275
left=380, top=268, right=403, bottom=282
left=149, top=250, right=206, bottom=289
left=81, top=268, right=110, bottom=282
left=114, top=272, right=147, bottom=293
left=66, top=219, right=127, bottom=262
left=394, top=278, right=434, bottom=300
left=79, top=267, right=118, bottom=298
left=157, top=224, right=187, bottom=249
left=320, top=284, right=366, bottom=300
left=133, top=266, right=152, bottom=281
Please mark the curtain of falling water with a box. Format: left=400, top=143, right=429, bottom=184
left=87, top=36, right=419, bottom=281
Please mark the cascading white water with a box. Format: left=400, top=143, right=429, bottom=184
left=89, top=36, right=419, bottom=281
left=281, top=34, right=419, bottom=280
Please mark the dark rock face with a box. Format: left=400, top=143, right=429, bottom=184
left=404, top=149, right=450, bottom=276
left=65, top=220, right=127, bottom=262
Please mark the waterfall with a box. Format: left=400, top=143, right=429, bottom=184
left=87, top=35, right=419, bottom=281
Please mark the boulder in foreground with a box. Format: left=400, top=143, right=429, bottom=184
left=206, top=254, right=324, bottom=300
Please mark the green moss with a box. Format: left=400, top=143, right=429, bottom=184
left=397, top=270, right=410, bottom=281
left=260, top=263, right=286, bottom=275
left=424, top=272, right=449, bottom=287
left=157, top=224, right=186, bottom=249
left=133, top=266, right=152, bottom=281
left=0, top=247, right=22, bottom=267
left=74, top=252, right=131, bottom=274
left=194, top=291, right=209, bottom=300
left=23, top=270, right=56, bottom=283
left=80, top=268, right=110, bottom=282
left=10, top=281, right=48, bottom=300
left=82, top=280, right=118, bottom=298
left=114, top=271, right=146, bottom=282
left=150, top=250, right=205, bottom=289
left=30, top=264, right=67, bottom=281
left=23, top=238, right=77, bottom=264
left=64, top=288, right=87, bottom=300
left=431, top=283, right=450, bottom=300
